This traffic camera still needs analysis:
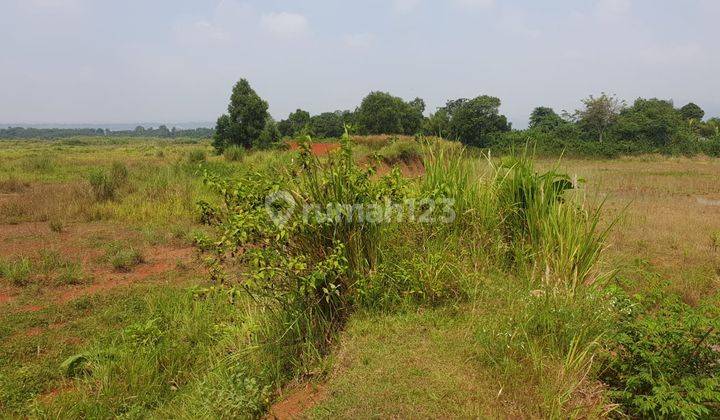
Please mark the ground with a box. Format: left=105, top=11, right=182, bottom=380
left=1, top=138, right=719, bottom=417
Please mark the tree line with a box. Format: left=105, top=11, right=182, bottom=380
left=0, top=125, right=213, bottom=140
left=212, top=79, right=720, bottom=157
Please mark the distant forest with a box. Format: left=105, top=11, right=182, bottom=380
left=5, top=78, right=720, bottom=158
left=0, top=125, right=213, bottom=140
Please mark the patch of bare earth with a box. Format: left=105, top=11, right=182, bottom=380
left=267, top=383, right=327, bottom=420
left=0, top=221, right=198, bottom=310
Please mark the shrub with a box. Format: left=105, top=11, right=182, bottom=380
left=223, top=145, right=245, bottom=162
left=601, top=295, right=720, bottom=418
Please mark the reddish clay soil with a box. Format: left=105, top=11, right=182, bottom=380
left=0, top=221, right=198, bottom=311
left=286, top=141, right=341, bottom=156
left=267, top=383, right=327, bottom=420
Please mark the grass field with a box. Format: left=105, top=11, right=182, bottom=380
left=1, top=137, right=718, bottom=418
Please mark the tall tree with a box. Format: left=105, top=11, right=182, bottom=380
left=356, top=91, right=425, bottom=135
left=570, top=93, right=625, bottom=142
left=213, top=79, right=269, bottom=152
left=447, top=95, right=510, bottom=147
left=529, top=106, right=564, bottom=130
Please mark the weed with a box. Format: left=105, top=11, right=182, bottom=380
left=48, top=219, right=64, bottom=233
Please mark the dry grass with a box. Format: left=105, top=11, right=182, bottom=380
left=539, top=155, right=720, bottom=303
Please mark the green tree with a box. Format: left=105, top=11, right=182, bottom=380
left=447, top=95, right=510, bottom=147
left=570, top=93, right=625, bottom=142
left=287, top=109, right=311, bottom=136
left=254, top=118, right=282, bottom=149
left=529, top=106, right=564, bottom=130
left=679, top=102, right=705, bottom=121
left=423, top=108, right=451, bottom=137
left=310, top=112, right=345, bottom=138
left=356, top=91, right=425, bottom=135
left=213, top=79, right=269, bottom=152
left=614, top=98, right=687, bottom=147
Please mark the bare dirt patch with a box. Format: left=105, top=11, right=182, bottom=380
left=267, top=382, right=327, bottom=420
left=0, top=221, right=198, bottom=310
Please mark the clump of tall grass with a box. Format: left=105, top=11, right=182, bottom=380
left=88, top=161, right=130, bottom=201
left=492, top=152, right=612, bottom=293
left=186, top=149, right=206, bottom=164
left=223, top=145, right=245, bottom=162
left=0, top=257, right=33, bottom=286
left=376, top=140, right=422, bottom=166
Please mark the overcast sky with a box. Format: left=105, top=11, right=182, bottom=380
left=1, top=0, right=718, bottom=128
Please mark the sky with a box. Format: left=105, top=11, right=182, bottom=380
left=1, top=0, right=718, bottom=128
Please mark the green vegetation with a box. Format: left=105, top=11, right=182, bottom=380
left=1, top=134, right=719, bottom=418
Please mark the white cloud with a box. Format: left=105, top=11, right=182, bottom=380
left=393, top=0, right=421, bottom=14
left=260, top=12, right=309, bottom=38
left=344, top=33, right=376, bottom=49
left=453, top=0, right=495, bottom=9
left=595, top=0, right=631, bottom=18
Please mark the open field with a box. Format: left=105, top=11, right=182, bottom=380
left=1, top=137, right=719, bottom=418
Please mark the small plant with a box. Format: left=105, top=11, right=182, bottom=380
left=105, top=244, right=144, bottom=272
left=0, top=257, right=33, bottom=286
left=55, top=261, right=87, bottom=285
left=49, top=219, right=64, bottom=233
left=223, top=145, right=245, bottom=162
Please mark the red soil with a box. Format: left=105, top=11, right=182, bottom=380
left=267, top=383, right=327, bottom=419
left=0, top=222, right=198, bottom=312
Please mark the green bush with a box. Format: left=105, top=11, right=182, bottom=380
left=601, top=295, right=720, bottom=418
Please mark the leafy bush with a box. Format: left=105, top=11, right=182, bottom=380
left=601, top=295, right=720, bottom=418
